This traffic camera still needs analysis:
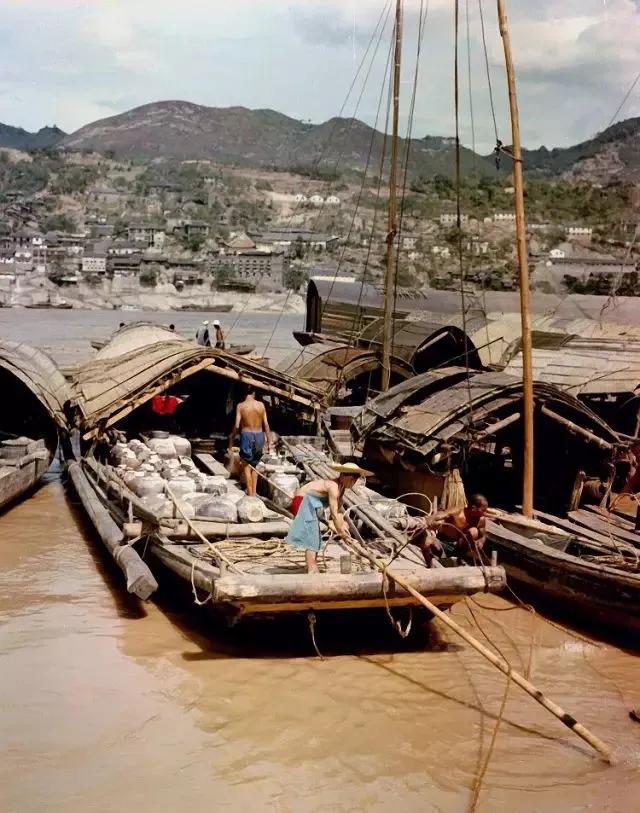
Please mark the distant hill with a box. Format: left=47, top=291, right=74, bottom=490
left=61, top=100, right=494, bottom=178
left=4, top=101, right=640, bottom=184
left=0, top=123, right=66, bottom=151
left=512, top=117, right=640, bottom=183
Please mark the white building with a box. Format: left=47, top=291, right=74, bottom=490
left=549, top=248, right=566, bottom=259
left=493, top=212, right=517, bottom=223
left=325, top=195, right=340, bottom=205
left=566, top=226, right=593, bottom=243
left=293, top=194, right=307, bottom=203
left=309, top=195, right=324, bottom=207
left=439, top=213, right=468, bottom=227
left=82, top=255, right=107, bottom=274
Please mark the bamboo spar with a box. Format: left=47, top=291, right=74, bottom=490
left=381, top=0, right=402, bottom=392
left=346, top=536, right=612, bottom=762
left=497, top=0, right=534, bottom=517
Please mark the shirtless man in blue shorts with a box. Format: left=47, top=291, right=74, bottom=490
left=229, top=387, right=272, bottom=496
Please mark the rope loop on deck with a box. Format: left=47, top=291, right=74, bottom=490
left=190, top=561, right=213, bottom=606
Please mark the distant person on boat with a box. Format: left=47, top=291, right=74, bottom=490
left=286, top=462, right=371, bottom=574
left=229, top=387, right=272, bottom=496
left=213, top=319, right=225, bottom=349
left=430, top=494, right=489, bottom=563
left=195, top=320, right=211, bottom=346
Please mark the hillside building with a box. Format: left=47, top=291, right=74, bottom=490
left=127, top=224, right=166, bottom=248
left=566, top=226, right=593, bottom=244
left=249, top=228, right=338, bottom=254
left=210, top=249, right=287, bottom=292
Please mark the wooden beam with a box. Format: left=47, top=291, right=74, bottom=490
left=474, top=411, right=521, bottom=440
left=67, top=460, right=158, bottom=600
left=540, top=405, right=614, bottom=451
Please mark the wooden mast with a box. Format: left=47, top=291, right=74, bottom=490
left=497, top=0, right=534, bottom=517
left=381, top=0, right=402, bottom=392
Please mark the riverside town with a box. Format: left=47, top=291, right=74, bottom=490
left=2, top=2, right=640, bottom=812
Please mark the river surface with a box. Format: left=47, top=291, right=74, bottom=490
left=2, top=310, right=640, bottom=812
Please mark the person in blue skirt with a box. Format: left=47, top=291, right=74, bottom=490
left=286, top=462, right=372, bottom=573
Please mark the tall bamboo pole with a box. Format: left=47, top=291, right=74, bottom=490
left=497, top=0, right=534, bottom=517
left=346, top=535, right=612, bottom=763
left=381, top=0, right=403, bottom=392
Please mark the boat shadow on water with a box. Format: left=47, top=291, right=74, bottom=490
left=63, top=476, right=149, bottom=621
left=152, top=562, right=462, bottom=660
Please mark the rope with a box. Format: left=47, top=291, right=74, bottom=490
left=391, top=0, right=429, bottom=364
left=225, top=1, right=394, bottom=342
left=382, top=573, right=414, bottom=637
left=308, top=612, right=325, bottom=659
left=465, top=0, right=477, bottom=170
left=190, top=560, right=214, bottom=606
left=454, top=0, right=475, bottom=419
left=605, top=69, right=640, bottom=131
left=469, top=668, right=510, bottom=812
left=477, top=0, right=499, bottom=143
left=264, top=5, right=392, bottom=368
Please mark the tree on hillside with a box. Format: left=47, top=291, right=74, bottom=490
left=44, top=213, right=77, bottom=232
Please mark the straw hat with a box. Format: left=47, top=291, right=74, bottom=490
left=330, top=461, right=373, bottom=478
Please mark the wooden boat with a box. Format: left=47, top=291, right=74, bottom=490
left=65, top=324, right=505, bottom=617
left=484, top=511, right=640, bottom=633
left=179, top=303, right=233, bottom=313
left=90, top=323, right=254, bottom=357
left=353, top=366, right=625, bottom=516
left=0, top=341, right=70, bottom=511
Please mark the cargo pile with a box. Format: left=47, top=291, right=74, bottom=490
left=108, top=432, right=277, bottom=524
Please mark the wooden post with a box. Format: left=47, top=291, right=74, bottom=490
left=497, top=0, right=534, bottom=517
left=381, top=0, right=402, bottom=392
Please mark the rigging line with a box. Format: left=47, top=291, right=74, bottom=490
left=299, top=0, right=395, bottom=243
left=465, top=0, right=477, bottom=171
left=333, top=25, right=396, bottom=397
left=477, top=0, right=499, bottom=142
left=225, top=0, right=393, bottom=341
left=392, top=0, right=429, bottom=367
left=314, top=2, right=395, bottom=337
left=599, top=221, right=639, bottom=325
left=605, top=68, right=640, bottom=131
left=283, top=10, right=394, bottom=371
left=454, top=0, right=474, bottom=418
left=265, top=6, right=393, bottom=372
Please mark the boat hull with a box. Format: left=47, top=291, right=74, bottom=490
left=149, top=540, right=506, bottom=618
left=485, top=520, right=640, bottom=633
left=0, top=454, right=52, bottom=512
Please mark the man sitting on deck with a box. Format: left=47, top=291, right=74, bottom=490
left=286, top=462, right=372, bottom=574
left=229, top=387, right=272, bottom=497
left=429, top=494, right=489, bottom=563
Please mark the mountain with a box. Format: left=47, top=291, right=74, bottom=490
left=5, top=100, right=638, bottom=183
left=61, top=100, right=494, bottom=178
left=0, top=123, right=66, bottom=151
left=515, top=117, right=640, bottom=183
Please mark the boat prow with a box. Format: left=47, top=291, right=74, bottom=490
left=0, top=341, right=71, bottom=512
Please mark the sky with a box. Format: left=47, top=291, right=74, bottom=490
left=1, top=0, right=639, bottom=153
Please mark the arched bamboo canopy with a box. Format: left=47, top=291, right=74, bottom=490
left=277, top=342, right=414, bottom=400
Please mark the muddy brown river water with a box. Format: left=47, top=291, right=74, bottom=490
left=2, top=311, right=640, bottom=812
